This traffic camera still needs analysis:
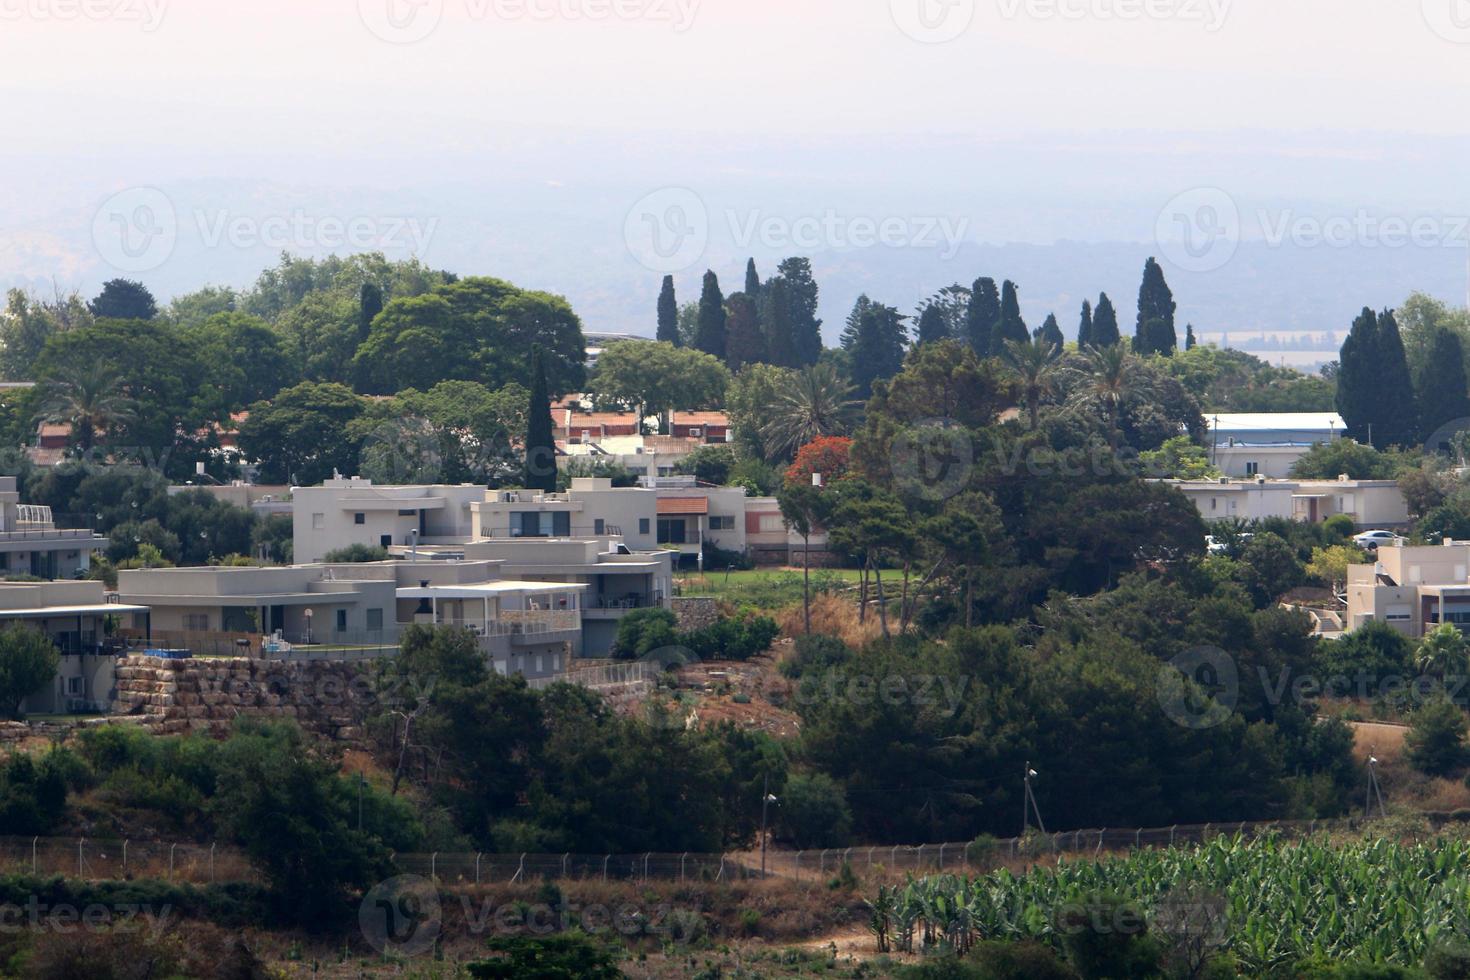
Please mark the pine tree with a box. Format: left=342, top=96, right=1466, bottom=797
left=841, top=295, right=875, bottom=350
left=762, top=277, right=798, bottom=368
left=725, top=292, right=766, bottom=371
left=1078, top=299, right=1094, bottom=349
left=965, top=277, right=1001, bottom=358
left=358, top=282, right=383, bottom=344
left=1375, top=308, right=1419, bottom=448
left=915, top=304, right=949, bottom=346
left=1134, top=257, right=1178, bottom=356
left=524, top=348, right=557, bottom=492
left=1416, top=327, right=1470, bottom=444
left=657, top=275, right=680, bottom=345
left=1337, top=308, right=1380, bottom=445
left=745, top=258, right=761, bottom=297
left=779, top=258, right=823, bottom=366
left=1185, top=324, right=1197, bottom=350
left=991, top=280, right=1029, bottom=352
left=694, top=270, right=727, bottom=360
left=1092, top=293, right=1121, bottom=347
left=849, top=304, right=908, bottom=399
left=1036, top=313, right=1065, bottom=353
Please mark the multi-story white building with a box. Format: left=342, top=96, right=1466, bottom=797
left=0, top=478, right=107, bottom=579
left=293, top=479, right=488, bottom=563
left=1165, top=477, right=1409, bottom=529
left=1207, top=413, right=1346, bottom=479
left=473, top=479, right=660, bottom=552
left=1345, top=542, right=1470, bottom=638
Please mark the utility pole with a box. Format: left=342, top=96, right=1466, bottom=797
left=1022, top=762, right=1046, bottom=836
left=1366, top=754, right=1387, bottom=820
left=760, top=775, right=778, bottom=879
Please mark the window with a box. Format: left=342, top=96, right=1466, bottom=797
left=312, top=513, right=325, bottom=530
left=183, top=613, right=209, bottom=632
left=354, top=513, right=366, bottom=525
left=336, top=609, right=348, bottom=632
left=380, top=534, right=393, bottom=548
left=398, top=509, right=416, bottom=517
left=366, top=609, right=384, bottom=631
left=1245, top=462, right=1259, bottom=477
left=639, top=518, right=651, bottom=535
left=709, top=516, right=735, bottom=531
left=658, top=518, right=688, bottom=544
left=594, top=519, right=605, bottom=535
left=67, top=677, right=82, bottom=695
left=513, top=511, right=572, bottom=537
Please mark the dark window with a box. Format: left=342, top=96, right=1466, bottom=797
left=336, top=609, right=348, bottom=632
left=380, top=535, right=393, bottom=548
left=354, top=513, right=366, bottom=525
left=639, top=518, right=650, bottom=535
left=658, top=519, right=688, bottom=545
left=553, top=511, right=571, bottom=536
left=398, top=509, right=416, bottom=517
left=594, top=519, right=605, bottom=535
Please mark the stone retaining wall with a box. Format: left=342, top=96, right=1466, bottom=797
left=671, top=597, right=720, bottom=632
left=112, top=656, right=378, bottom=741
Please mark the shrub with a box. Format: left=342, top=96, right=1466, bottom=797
left=681, top=614, right=780, bottom=662
left=1407, top=698, right=1470, bottom=776
left=777, top=773, right=853, bottom=849
left=468, top=933, right=622, bottom=979
left=1315, top=622, right=1413, bottom=694
left=1324, top=514, right=1357, bottom=540
left=780, top=633, right=851, bottom=679
left=610, top=608, right=680, bottom=660
left=1055, top=892, right=1163, bottom=980
left=1425, top=939, right=1470, bottom=980
left=322, top=543, right=391, bottom=563
left=0, top=625, right=60, bottom=719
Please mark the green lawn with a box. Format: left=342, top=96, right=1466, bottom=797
left=673, top=567, right=898, bottom=608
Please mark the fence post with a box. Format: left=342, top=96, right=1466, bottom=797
left=77, top=838, right=84, bottom=879
left=868, top=846, right=876, bottom=869
left=643, top=853, right=651, bottom=882
left=1136, top=828, right=1142, bottom=849
left=210, top=843, right=216, bottom=883
left=122, top=839, right=128, bottom=873
left=30, top=837, right=36, bottom=875
left=1096, top=830, right=1105, bottom=856
left=1203, top=823, right=1212, bottom=843
left=795, top=851, right=803, bottom=880
left=431, top=852, right=438, bottom=882
left=892, top=845, right=900, bottom=869
left=717, top=855, right=726, bottom=881
left=938, top=843, right=945, bottom=871
left=1170, top=826, right=1177, bottom=847
left=819, top=850, right=827, bottom=876
left=562, top=853, right=570, bottom=879
left=602, top=855, right=610, bottom=882
left=680, top=853, right=687, bottom=882
left=844, top=847, right=853, bottom=873
left=169, top=844, right=176, bottom=880
left=513, top=854, right=525, bottom=884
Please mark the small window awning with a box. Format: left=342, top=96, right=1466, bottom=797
left=658, top=498, right=709, bottom=516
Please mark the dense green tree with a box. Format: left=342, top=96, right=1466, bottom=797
left=694, top=270, right=727, bottom=359
left=32, top=362, right=135, bottom=452
left=778, top=258, right=824, bottom=367
left=727, top=363, right=794, bottom=460
left=277, top=292, right=359, bottom=385
left=849, top=303, right=908, bottom=398
left=589, top=341, right=729, bottom=432
left=357, top=281, right=383, bottom=345
left=1186, top=323, right=1197, bottom=350
left=840, top=295, right=874, bottom=351
left=1339, top=307, right=1419, bottom=448
left=1133, top=257, right=1178, bottom=356
left=88, top=279, right=157, bottom=321
left=776, top=773, right=852, bottom=848
left=0, top=626, right=59, bottom=719
left=354, top=277, right=586, bottom=396
left=991, top=280, right=1029, bottom=351
left=724, top=292, right=764, bottom=370
left=760, top=277, right=798, bottom=368
left=236, top=382, right=366, bottom=485
left=1091, top=292, right=1121, bottom=347
left=191, top=312, right=297, bottom=409
left=164, top=286, right=238, bottom=330
left=744, top=258, right=761, bottom=297
left=1336, top=307, right=1379, bottom=444
left=1078, top=298, right=1094, bottom=349
left=1405, top=697, right=1469, bottom=777
left=656, top=275, right=679, bottom=345
left=965, top=277, right=1001, bottom=357
left=1374, top=308, right=1419, bottom=448
left=1415, top=327, right=1470, bottom=442
left=1035, top=313, right=1065, bottom=352
left=525, top=349, right=557, bottom=493
left=915, top=304, right=949, bottom=346
left=1001, top=336, right=1063, bottom=430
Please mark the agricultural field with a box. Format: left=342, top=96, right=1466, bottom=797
left=871, top=832, right=1470, bottom=977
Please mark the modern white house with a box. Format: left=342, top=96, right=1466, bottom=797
left=472, top=480, right=660, bottom=552
left=1345, top=541, right=1470, bottom=638
left=293, top=479, right=488, bottom=563
left=0, top=478, right=107, bottom=579
left=1164, top=476, right=1409, bottom=529
left=1207, top=413, right=1346, bottom=478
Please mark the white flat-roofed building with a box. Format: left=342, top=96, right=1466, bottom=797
left=1208, top=413, right=1347, bottom=479
left=0, top=477, right=106, bottom=579
left=293, top=479, right=489, bottom=563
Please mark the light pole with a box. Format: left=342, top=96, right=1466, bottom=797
left=1366, top=754, right=1387, bottom=819
left=409, top=528, right=419, bottom=562
left=760, top=775, right=779, bottom=879
left=1022, top=762, right=1046, bottom=836
left=304, top=608, right=313, bottom=645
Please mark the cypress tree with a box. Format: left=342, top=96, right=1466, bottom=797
left=1375, top=308, right=1419, bottom=448
left=1337, top=307, right=1380, bottom=444
left=1416, top=327, right=1470, bottom=445
left=694, top=270, right=727, bottom=360
left=779, top=258, right=823, bottom=366
left=1092, top=293, right=1121, bottom=347
left=657, top=275, right=680, bottom=345
left=725, top=292, right=765, bottom=371
left=1185, top=324, right=1197, bottom=350
left=965, top=277, right=1001, bottom=357
left=1036, top=313, right=1065, bottom=352
left=916, top=304, right=949, bottom=346
left=358, top=282, right=383, bottom=344
left=524, top=348, right=557, bottom=492
left=745, top=258, right=761, bottom=297
left=762, top=277, right=797, bottom=368
left=1078, top=299, right=1094, bottom=349
left=991, top=280, right=1029, bottom=351
left=841, top=295, right=874, bottom=350
left=1134, top=257, right=1178, bottom=355
left=850, top=304, right=908, bottom=399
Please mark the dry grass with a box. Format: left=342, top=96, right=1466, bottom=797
left=776, top=595, right=884, bottom=650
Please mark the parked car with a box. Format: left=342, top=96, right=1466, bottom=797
left=1206, top=532, right=1253, bottom=555
left=1353, top=530, right=1405, bottom=552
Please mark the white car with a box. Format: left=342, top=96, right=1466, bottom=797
left=1206, top=533, right=1252, bottom=555
left=1353, top=530, right=1405, bottom=551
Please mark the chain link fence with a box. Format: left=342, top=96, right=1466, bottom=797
left=0, top=836, right=256, bottom=884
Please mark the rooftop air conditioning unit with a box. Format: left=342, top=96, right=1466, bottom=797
left=1218, top=477, right=1230, bottom=485
left=690, top=428, right=703, bottom=438
left=1256, top=476, right=1267, bottom=485
left=1338, top=474, right=1350, bottom=483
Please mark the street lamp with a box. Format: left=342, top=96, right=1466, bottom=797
left=409, top=528, right=419, bottom=562
left=304, top=608, right=314, bottom=645
left=1022, top=762, right=1047, bottom=836
left=1366, top=754, right=1387, bottom=819
left=760, top=775, right=779, bottom=879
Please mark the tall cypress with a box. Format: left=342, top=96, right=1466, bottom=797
left=965, top=277, right=1001, bottom=358
left=745, top=258, right=761, bottom=297
left=524, top=348, right=557, bottom=492
left=694, top=270, right=727, bottom=360
left=779, top=257, right=823, bottom=366
left=1134, top=257, right=1178, bottom=356
left=725, top=292, right=765, bottom=371
left=1416, top=327, right=1470, bottom=445
left=1078, top=299, right=1094, bottom=349
left=850, top=304, right=908, bottom=399
left=1375, top=308, right=1419, bottom=448
left=1185, top=324, right=1197, bottom=350
left=916, top=304, right=949, bottom=346
left=657, top=275, right=680, bottom=345
left=991, top=280, right=1029, bottom=351
left=1337, top=308, right=1380, bottom=445
left=358, top=282, right=383, bottom=344
left=1092, top=293, right=1121, bottom=347
left=841, top=295, right=875, bottom=350
left=1036, top=313, right=1065, bottom=352
left=762, top=277, right=797, bottom=368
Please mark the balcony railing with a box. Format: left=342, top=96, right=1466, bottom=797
left=0, top=528, right=101, bottom=542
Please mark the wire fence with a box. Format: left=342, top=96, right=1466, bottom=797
left=0, top=818, right=1376, bottom=889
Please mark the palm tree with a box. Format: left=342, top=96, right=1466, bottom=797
left=1066, top=344, right=1156, bottom=433
left=34, top=362, right=135, bottom=452
left=1001, top=336, right=1062, bottom=430
left=760, top=363, right=860, bottom=459
left=1417, top=623, right=1469, bottom=678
